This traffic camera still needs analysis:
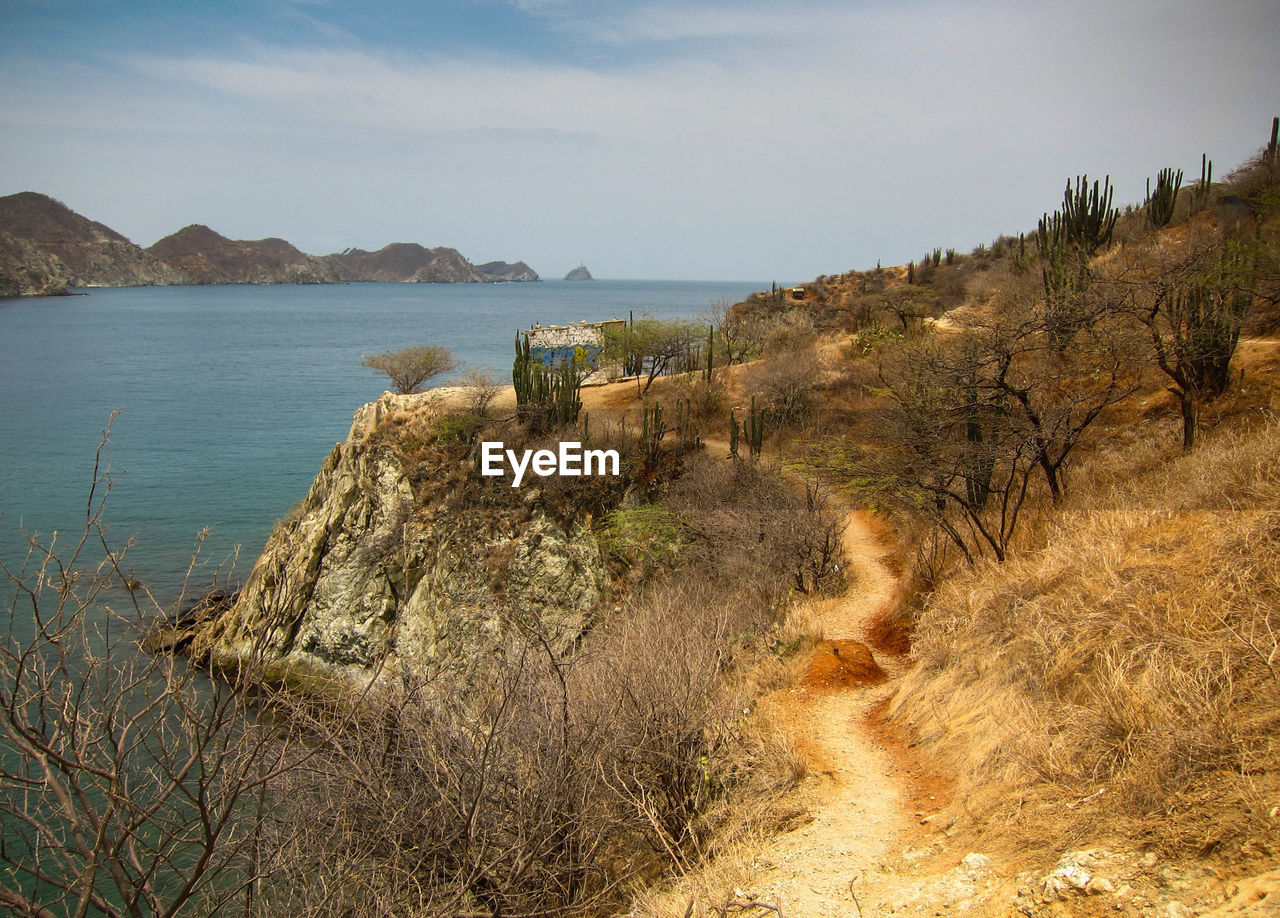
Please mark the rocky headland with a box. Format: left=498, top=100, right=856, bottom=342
left=188, top=391, right=607, bottom=679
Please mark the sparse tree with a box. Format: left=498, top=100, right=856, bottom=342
left=602, top=318, right=700, bottom=395
left=1112, top=227, right=1258, bottom=449
left=361, top=345, right=458, bottom=394
left=462, top=367, right=504, bottom=416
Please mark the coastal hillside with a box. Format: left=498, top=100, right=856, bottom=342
left=0, top=191, right=540, bottom=294
left=0, top=191, right=182, bottom=294
left=148, top=224, right=342, bottom=285
left=6, top=135, right=1280, bottom=917
left=320, top=241, right=491, bottom=284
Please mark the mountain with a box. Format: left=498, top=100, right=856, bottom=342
left=0, top=192, right=182, bottom=295
left=0, top=191, right=540, bottom=294
left=322, top=243, right=486, bottom=284
left=148, top=225, right=339, bottom=285
left=564, top=264, right=594, bottom=281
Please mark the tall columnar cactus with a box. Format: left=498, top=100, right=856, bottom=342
left=513, top=333, right=534, bottom=404
left=744, top=396, right=765, bottom=459
left=704, top=324, right=714, bottom=383
left=907, top=261, right=915, bottom=284
left=1057, top=174, right=1118, bottom=256
left=729, top=408, right=740, bottom=458
left=512, top=332, right=583, bottom=429
left=1146, top=167, right=1183, bottom=229
left=674, top=397, right=702, bottom=453
left=1194, top=154, right=1214, bottom=211
left=1035, top=174, right=1117, bottom=349
left=641, top=402, right=666, bottom=466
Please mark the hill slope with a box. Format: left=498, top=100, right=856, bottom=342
left=0, top=192, right=182, bottom=294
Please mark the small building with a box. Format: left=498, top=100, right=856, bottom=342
left=789, top=287, right=806, bottom=301
left=526, top=318, right=626, bottom=382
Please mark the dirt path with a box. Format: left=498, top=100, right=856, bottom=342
left=747, top=510, right=915, bottom=917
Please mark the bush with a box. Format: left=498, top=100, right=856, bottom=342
left=361, top=344, right=458, bottom=393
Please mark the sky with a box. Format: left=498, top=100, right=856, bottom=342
left=1, top=0, right=1277, bottom=281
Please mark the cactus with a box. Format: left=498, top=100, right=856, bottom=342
left=1193, top=154, right=1214, bottom=211
left=512, top=331, right=583, bottom=430
left=513, top=332, right=533, bottom=404
left=945, top=248, right=956, bottom=266
left=641, top=402, right=667, bottom=466
left=704, top=324, right=714, bottom=383
left=744, top=396, right=765, bottom=459
left=1145, top=167, right=1182, bottom=229
left=674, top=397, right=702, bottom=453
left=907, top=261, right=915, bottom=284
left=729, top=408, right=740, bottom=458
left=1055, top=174, right=1118, bottom=255
left=931, top=247, right=942, bottom=267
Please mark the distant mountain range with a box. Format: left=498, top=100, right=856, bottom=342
left=0, top=192, right=539, bottom=296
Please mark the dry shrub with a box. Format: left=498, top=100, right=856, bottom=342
left=750, top=352, right=820, bottom=428
left=889, top=416, right=1280, bottom=852
left=667, top=455, right=846, bottom=598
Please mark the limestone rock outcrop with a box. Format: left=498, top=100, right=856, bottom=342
left=195, top=392, right=607, bottom=675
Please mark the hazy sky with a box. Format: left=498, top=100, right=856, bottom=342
left=1, top=0, right=1277, bottom=280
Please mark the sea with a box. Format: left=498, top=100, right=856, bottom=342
left=0, top=280, right=764, bottom=611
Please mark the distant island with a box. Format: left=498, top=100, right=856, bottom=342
left=564, top=264, right=594, bottom=281
left=0, top=191, right=540, bottom=296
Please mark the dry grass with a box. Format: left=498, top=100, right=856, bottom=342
left=888, top=414, right=1280, bottom=857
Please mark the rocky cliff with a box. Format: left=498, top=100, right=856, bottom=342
left=564, top=264, right=594, bottom=281
left=194, top=392, right=607, bottom=676
left=0, top=192, right=183, bottom=294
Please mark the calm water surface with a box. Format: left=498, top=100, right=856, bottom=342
left=0, top=280, right=763, bottom=604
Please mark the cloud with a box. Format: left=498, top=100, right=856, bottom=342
left=2, top=0, right=1278, bottom=278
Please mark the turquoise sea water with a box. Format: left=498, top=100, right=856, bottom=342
left=0, top=280, right=763, bottom=605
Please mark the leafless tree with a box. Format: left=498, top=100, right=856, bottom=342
left=462, top=368, right=504, bottom=416
left=0, top=419, right=301, bottom=916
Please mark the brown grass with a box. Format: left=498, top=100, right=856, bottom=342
left=888, top=414, right=1280, bottom=859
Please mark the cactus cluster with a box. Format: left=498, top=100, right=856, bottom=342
left=1145, top=167, right=1183, bottom=229
left=1039, top=175, right=1118, bottom=257
left=641, top=402, right=667, bottom=467
left=1035, top=175, right=1117, bottom=349
left=513, top=333, right=583, bottom=431
left=674, top=397, right=702, bottom=453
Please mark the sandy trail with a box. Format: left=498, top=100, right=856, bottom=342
left=747, top=510, right=912, bottom=917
